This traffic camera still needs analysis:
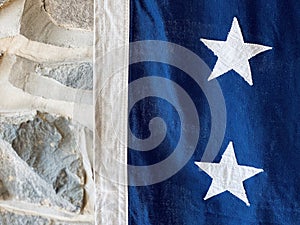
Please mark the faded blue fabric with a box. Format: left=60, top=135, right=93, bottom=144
left=128, top=0, right=300, bottom=224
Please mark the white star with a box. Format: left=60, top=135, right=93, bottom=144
left=200, top=17, right=272, bottom=85
left=195, top=141, right=263, bottom=206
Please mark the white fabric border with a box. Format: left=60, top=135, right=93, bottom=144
left=94, top=0, right=129, bottom=224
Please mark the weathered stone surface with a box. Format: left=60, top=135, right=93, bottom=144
left=44, top=0, right=93, bottom=30
left=35, top=62, right=93, bottom=90
left=7, top=56, right=93, bottom=108
left=12, top=112, right=85, bottom=212
left=0, top=112, right=36, bottom=144
left=0, top=139, right=77, bottom=212
left=0, top=0, right=94, bottom=222
left=0, top=123, right=18, bottom=144
left=21, top=0, right=93, bottom=48
left=0, top=209, right=50, bottom=225
left=0, top=208, right=94, bottom=225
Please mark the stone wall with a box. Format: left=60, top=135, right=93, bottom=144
left=0, top=0, right=94, bottom=224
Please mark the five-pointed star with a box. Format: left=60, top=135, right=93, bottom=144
left=195, top=142, right=263, bottom=206
left=200, top=17, right=272, bottom=85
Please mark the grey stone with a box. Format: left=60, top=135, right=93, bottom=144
left=12, top=112, right=86, bottom=212
left=0, top=139, right=77, bottom=212
left=44, top=0, right=93, bottom=30
left=0, top=123, right=18, bottom=144
left=0, top=209, right=51, bottom=225
left=0, top=209, right=94, bottom=225
left=35, top=62, right=93, bottom=90
left=0, top=112, right=36, bottom=144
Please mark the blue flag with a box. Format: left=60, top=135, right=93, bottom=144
left=127, top=0, right=300, bottom=224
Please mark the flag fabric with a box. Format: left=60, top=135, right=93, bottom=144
left=95, top=0, right=300, bottom=224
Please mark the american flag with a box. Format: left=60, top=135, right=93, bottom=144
left=95, top=0, right=300, bottom=224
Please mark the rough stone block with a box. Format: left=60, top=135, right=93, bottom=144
left=12, top=112, right=86, bottom=213
left=35, top=62, right=93, bottom=90
left=44, top=0, right=93, bottom=30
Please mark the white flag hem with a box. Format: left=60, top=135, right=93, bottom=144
left=94, top=0, right=130, bottom=224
